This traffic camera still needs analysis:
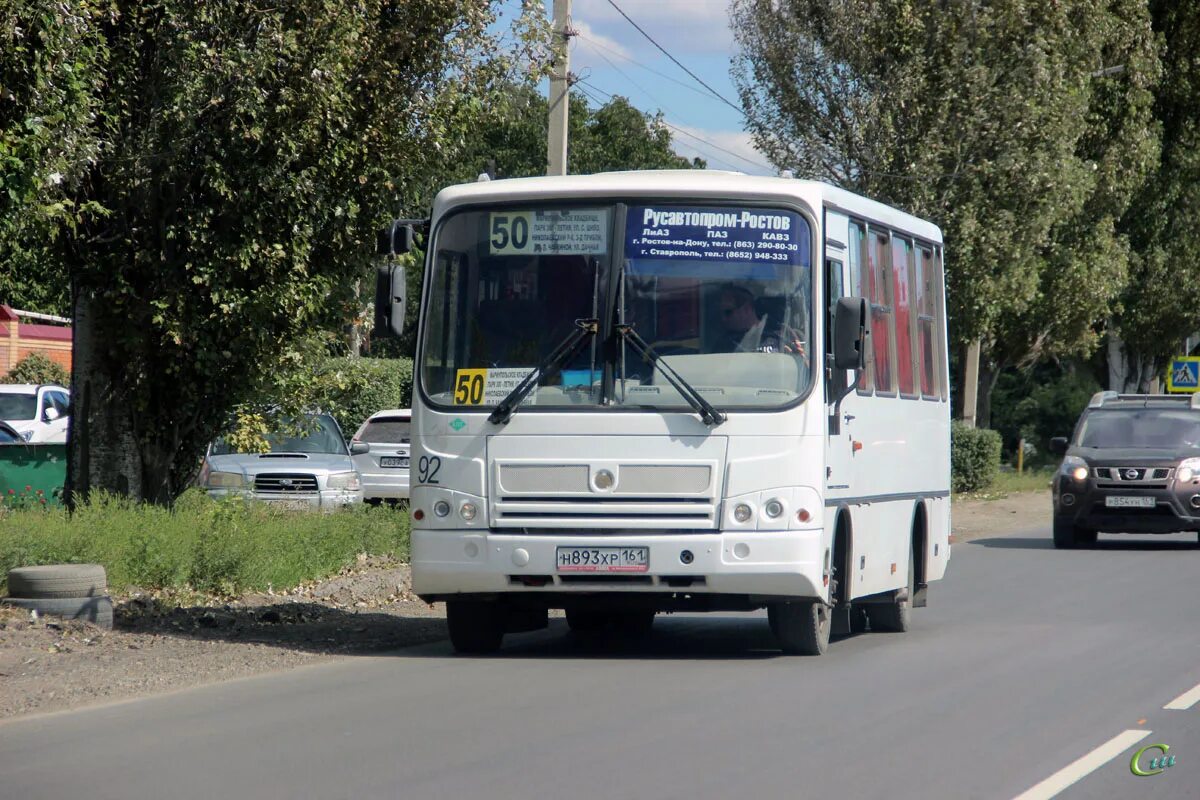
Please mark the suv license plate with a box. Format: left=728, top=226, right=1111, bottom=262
left=556, top=546, right=649, bottom=573
left=379, top=457, right=409, bottom=468
left=1105, top=496, right=1156, bottom=508
left=265, top=499, right=310, bottom=512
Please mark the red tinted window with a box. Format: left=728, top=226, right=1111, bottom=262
left=916, top=247, right=938, bottom=398
left=849, top=222, right=871, bottom=393
left=868, top=231, right=894, bottom=394
left=892, top=237, right=915, bottom=396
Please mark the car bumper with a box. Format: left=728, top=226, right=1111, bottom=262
left=410, top=529, right=827, bottom=602
left=205, top=489, right=363, bottom=511
left=1054, top=477, right=1200, bottom=533
left=360, top=472, right=410, bottom=501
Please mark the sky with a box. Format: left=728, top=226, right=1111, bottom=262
left=502, top=0, right=776, bottom=175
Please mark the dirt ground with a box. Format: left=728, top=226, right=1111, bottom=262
left=0, top=492, right=1050, bottom=721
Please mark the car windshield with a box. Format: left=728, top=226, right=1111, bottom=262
left=210, top=414, right=348, bottom=455
left=419, top=203, right=813, bottom=411
left=1075, top=408, right=1200, bottom=449
left=359, top=418, right=410, bottom=443
left=0, top=393, right=37, bottom=421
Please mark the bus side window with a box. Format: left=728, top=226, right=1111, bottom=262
left=892, top=235, right=916, bottom=397
left=916, top=246, right=938, bottom=399
left=868, top=229, right=895, bottom=395
left=848, top=221, right=871, bottom=395
left=825, top=257, right=844, bottom=401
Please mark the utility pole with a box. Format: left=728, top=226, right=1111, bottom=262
left=547, top=0, right=571, bottom=176
left=961, top=339, right=981, bottom=427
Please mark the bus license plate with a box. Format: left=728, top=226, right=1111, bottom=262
left=556, top=546, right=649, bottom=573
left=1105, top=496, right=1155, bottom=508
left=379, top=457, right=409, bottom=468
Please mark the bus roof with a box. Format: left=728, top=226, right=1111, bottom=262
left=431, top=171, right=943, bottom=244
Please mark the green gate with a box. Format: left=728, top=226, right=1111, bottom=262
left=0, top=443, right=67, bottom=507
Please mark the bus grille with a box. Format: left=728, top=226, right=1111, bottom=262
left=492, top=496, right=716, bottom=530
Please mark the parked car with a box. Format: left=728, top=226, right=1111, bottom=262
left=1050, top=391, right=1200, bottom=548
left=351, top=409, right=411, bottom=504
left=0, top=384, right=70, bottom=443
left=200, top=412, right=365, bottom=511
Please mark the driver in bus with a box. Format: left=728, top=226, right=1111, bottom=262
left=716, top=285, right=806, bottom=356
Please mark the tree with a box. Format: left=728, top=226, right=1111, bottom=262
left=5, top=0, right=547, bottom=505
left=1109, top=1, right=1200, bottom=390
left=0, top=0, right=105, bottom=315
left=731, top=0, right=1157, bottom=422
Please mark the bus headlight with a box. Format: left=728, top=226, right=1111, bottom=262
left=327, top=472, right=360, bottom=491
left=733, top=503, right=753, bottom=523
left=206, top=471, right=246, bottom=489
left=433, top=500, right=451, bottom=518
left=764, top=499, right=784, bottom=519
left=460, top=501, right=477, bottom=521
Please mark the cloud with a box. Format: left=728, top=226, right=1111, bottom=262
left=570, top=19, right=632, bottom=61
left=574, top=0, right=735, bottom=55
left=664, top=124, right=774, bottom=176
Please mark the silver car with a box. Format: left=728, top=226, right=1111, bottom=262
left=351, top=409, right=411, bottom=503
left=201, top=413, right=365, bottom=511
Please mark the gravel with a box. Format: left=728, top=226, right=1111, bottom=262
left=0, top=493, right=1049, bottom=721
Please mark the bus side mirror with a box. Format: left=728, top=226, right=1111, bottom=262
left=1049, top=437, right=1069, bottom=455
left=374, top=264, right=406, bottom=338
left=833, top=297, right=869, bottom=371
left=377, top=221, right=414, bottom=256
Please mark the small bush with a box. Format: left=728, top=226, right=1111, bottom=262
left=310, top=356, right=413, bottom=436
left=952, top=422, right=1002, bottom=493
left=0, top=490, right=411, bottom=596
left=2, top=352, right=69, bottom=386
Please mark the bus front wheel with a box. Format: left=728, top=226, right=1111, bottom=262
left=447, top=600, right=505, bottom=654
left=768, top=600, right=830, bottom=655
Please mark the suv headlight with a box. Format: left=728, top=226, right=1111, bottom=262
left=1176, top=458, right=1200, bottom=484
left=1060, top=456, right=1089, bottom=482
left=327, top=471, right=360, bottom=491
left=206, top=471, right=246, bottom=489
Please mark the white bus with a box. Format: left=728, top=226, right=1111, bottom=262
left=376, top=170, right=951, bottom=655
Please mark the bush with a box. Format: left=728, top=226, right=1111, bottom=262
left=1, top=352, right=69, bottom=386
left=0, top=490, right=410, bottom=596
left=951, top=422, right=1002, bottom=493
left=310, top=356, right=413, bottom=436
left=991, top=362, right=1099, bottom=467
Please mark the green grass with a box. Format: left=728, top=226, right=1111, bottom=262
left=0, top=490, right=410, bottom=597
left=954, top=468, right=1055, bottom=501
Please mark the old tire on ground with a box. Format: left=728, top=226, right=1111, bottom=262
left=867, top=547, right=914, bottom=633
left=768, top=600, right=830, bottom=655
left=7, top=564, right=107, bottom=599
left=1052, top=517, right=1081, bottom=549
left=1, top=596, right=114, bottom=629
left=446, top=600, right=506, bottom=654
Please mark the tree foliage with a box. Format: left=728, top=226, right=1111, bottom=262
left=1, top=351, right=69, bottom=385
left=2, top=0, right=549, bottom=504
left=731, top=0, right=1159, bottom=419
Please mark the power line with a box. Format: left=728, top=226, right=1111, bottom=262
left=574, top=36, right=673, bottom=118
left=575, top=32, right=722, bottom=102
left=603, top=0, right=744, bottom=115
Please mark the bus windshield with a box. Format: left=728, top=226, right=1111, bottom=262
left=420, top=203, right=813, bottom=411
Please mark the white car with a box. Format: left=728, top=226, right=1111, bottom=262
left=0, top=384, right=70, bottom=443
left=352, top=409, right=411, bottom=503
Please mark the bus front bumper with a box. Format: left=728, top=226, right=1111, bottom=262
left=410, top=529, right=827, bottom=602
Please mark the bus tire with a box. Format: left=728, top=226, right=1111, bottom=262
left=867, top=547, right=914, bottom=633
left=446, top=600, right=505, bottom=654
left=768, top=600, right=830, bottom=655
left=1052, top=517, right=1081, bottom=549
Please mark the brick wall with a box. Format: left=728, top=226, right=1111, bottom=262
left=1, top=306, right=72, bottom=375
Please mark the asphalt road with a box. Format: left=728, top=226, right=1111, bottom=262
left=2, top=527, right=1198, bottom=800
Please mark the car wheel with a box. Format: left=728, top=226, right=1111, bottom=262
left=1052, top=517, right=1080, bottom=549
left=446, top=600, right=505, bottom=654
left=866, top=549, right=914, bottom=633
left=769, top=600, right=831, bottom=655
left=0, top=596, right=113, bottom=629
left=6, top=564, right=107, bottom=599
left=1077, top=528, right=1098, bottom=546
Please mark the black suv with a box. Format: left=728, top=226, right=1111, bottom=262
left=1050, top=392, right=1200, bottom=548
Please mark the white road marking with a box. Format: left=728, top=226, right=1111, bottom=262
left=1012, top=729, right=1152, bottom=800
left=1164, top=681, right=1200, bottom=710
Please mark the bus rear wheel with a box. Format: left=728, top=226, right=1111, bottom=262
left=447, top=600, right=505, bottom=654
left=768, top=600, right=830, bottom=655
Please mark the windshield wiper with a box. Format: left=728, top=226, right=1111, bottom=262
left=616, top=324, right=726, bottom=426
left=488, top=318, right=600, bottom=425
